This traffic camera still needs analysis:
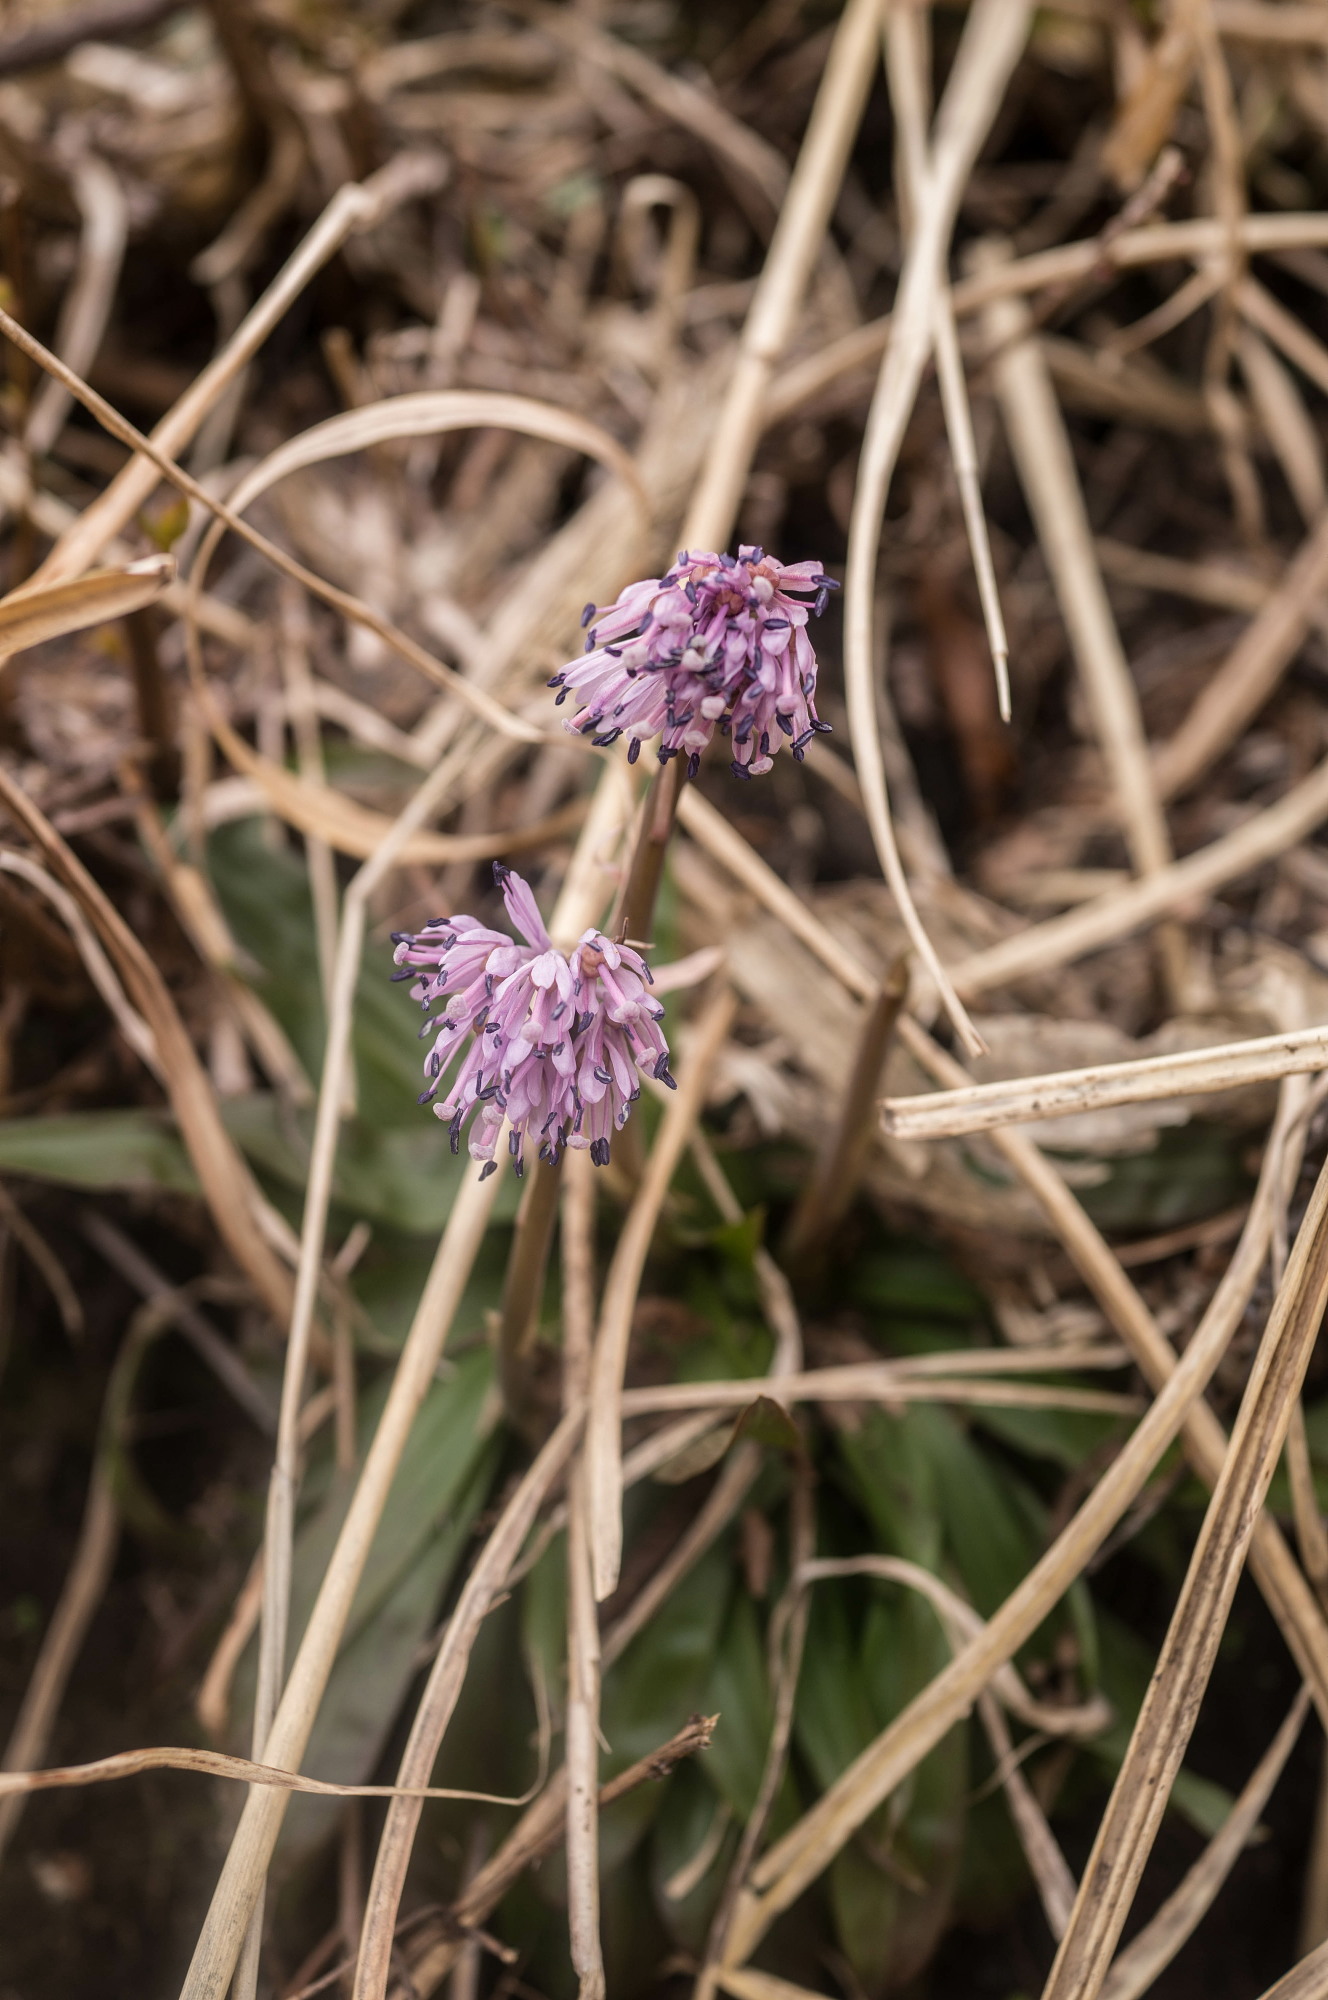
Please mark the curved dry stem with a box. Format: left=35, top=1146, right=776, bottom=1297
left=0, top=1184, right=82, bottom=1343
left=601, top=1444, right=762, bottom=1669
left=976, top=1691, right=1076, bottom=1939
left=22, top=151, right=127, bottom=460
left=795, top=1558, right=1110, bottom=1742
left=842, top=0, right=1033, bottom=1055
left=0, top=848, right=160, bottom=1074
left=884, top=6, right=1009, bottom=720
left=177, top=388, right=642, bottom=747
left=0, top=772, right=295, bottom=1323
left=586, top=985, right=737, bottom=1599
left=0, top=1746, right=549, bottom=1808
left=1041, top=1154, right=1328, bottom=2000
left=791, top=1559, right=1082, bottom=1938
left=351, top=1412, right=583, bottom=2000
left=1255, top=1936, right=1328, bottom=2000
left=0, top=304, right=600, bottom=747
left=170, top=723, right=583, bottom=866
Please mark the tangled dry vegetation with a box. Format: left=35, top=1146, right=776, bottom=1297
left=14, top=1, right=1328, bottom=1997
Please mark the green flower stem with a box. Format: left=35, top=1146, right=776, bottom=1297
left=614, top=756, right=683, bottom=948
left=782, top=954, right=909, bottom=1274
left=496, top=1155, right=563, bottom=1437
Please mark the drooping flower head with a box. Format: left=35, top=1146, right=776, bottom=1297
left=548, top=546, right=838, bottom=780
left=391, top=864, right=673, bottom=1178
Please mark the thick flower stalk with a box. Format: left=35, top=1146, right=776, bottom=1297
left=392, top=864, right=673, bottom=1177
left=549, top=545, right=838, bottom=779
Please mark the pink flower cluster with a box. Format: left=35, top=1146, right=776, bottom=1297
left=392, top=864, right=673, bottom=1177
left=548, top=545, right=837, bottom=780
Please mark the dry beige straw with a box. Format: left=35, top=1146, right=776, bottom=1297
left=620, top=1371, right=1136, bottom=1419
left=766, top=212, right=1328, bottom=424
left=562, top=1149, right=604, bottom=2000
left=1154, top=508, right=1328, bottom=801
left=977, top=239, right=1187, bottom=1007
left=881, top=1024, right=1328, bottom=1141
left=1100, top=1685, right=1311, bottom=2000
left=675, top=0, right=886, bottom=550
left=949, top=748, right=1328, bottom=999
left=1041, top=1156, right=1328, bottom=2000
left=0, top=552, right=174, bottom=665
